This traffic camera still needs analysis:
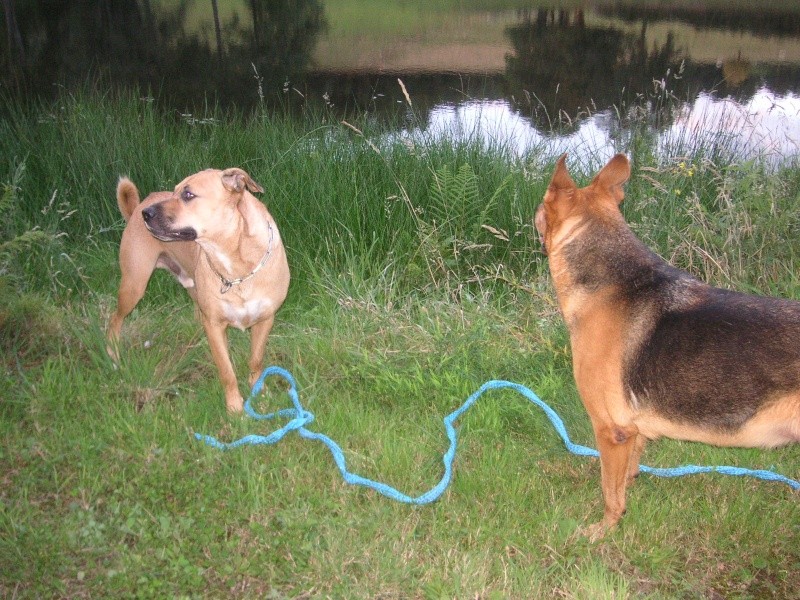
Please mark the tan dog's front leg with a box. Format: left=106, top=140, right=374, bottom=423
left=585, top=421, right=640, bottom=541
left=202, top=319, right=244, bottom=413
left=247, top=316, right=275, bottom=390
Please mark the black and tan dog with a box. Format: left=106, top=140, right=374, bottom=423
left=535, top=153, right=800, bottom=539
left=107, top=168, right=290, bottom=413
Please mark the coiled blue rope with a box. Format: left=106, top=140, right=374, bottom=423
left=194, top=366, right=800, bottom=503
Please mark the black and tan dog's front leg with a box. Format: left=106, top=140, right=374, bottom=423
left=585, top=417, right=641, bottom=541
left=573, top=337, right=640, bottom=540
left=202, top=319, right=245, bottom=413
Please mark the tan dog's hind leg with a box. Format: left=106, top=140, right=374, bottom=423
left=107, top=247, right=161, bottom=362
left=584, top=420, right=641, bottom=541
left=202, top=320, right=244, bottom=413
left=247, top=316, right=275, bottom=390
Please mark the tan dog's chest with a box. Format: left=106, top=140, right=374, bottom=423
left=188, top=257, right=281, bottom=331
left=219, top=296, right=276, bottom=330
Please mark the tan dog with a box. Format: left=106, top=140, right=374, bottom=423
left=535, top=153, right=800, bottom=539
left=107, top=168, right=290, bottom=412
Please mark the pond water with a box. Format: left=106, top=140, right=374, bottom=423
left=4, top=1, right=800, bottom=164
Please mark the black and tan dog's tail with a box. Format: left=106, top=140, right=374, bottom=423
left=116, top=177, right=141, bottom=222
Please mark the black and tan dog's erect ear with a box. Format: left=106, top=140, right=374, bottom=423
left=547, top=153, right=577, bottom=197
left=590, top=153, right=630, bottom=204
left=221, top=168, right=265, bottom=195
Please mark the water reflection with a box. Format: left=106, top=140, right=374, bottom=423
left=411, top=88, right=800, bottom=168
left=406, top=99, right=619, bottom=170
left=661, top=89, right=800, bottom=163
left=3, top=2, right=800, bottom=163
left=504, top=9, right=686, bottom=131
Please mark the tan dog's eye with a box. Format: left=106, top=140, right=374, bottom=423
left=181, top=189, right=196, bottom=202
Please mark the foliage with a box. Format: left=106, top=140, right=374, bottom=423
left=0, top=163, right=52, bottom=278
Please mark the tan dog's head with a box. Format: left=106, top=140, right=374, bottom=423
left=534, top=153, right=630, bottom=255
left=142, top=168, right=264, bottom=242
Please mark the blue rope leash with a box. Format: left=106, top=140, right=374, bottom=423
left=194, top=366, right=800, bottom=502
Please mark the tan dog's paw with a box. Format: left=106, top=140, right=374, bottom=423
left=580, top=520, right=614, bottom=542
left=248, top=371, right=263, bottom=391
left=226, top=395, right=245, bottom=414
left=106, top=347, right=120, bottom=368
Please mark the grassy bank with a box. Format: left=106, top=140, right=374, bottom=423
left=1, top=91, right=799, bottom=598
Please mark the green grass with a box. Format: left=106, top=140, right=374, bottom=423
left=1, top=89, right=799, bottom=598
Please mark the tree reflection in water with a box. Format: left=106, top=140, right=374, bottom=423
left=2, top=2, right=800, bottom=163
left=1, top=0, right=326, bottom=112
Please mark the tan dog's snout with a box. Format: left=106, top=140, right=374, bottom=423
left=141, top=202, right=197, bottom=241
left=141, top=204, right=160, bottom=224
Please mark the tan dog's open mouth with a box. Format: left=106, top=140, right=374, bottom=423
left=142, top=204, right=197, bottom=241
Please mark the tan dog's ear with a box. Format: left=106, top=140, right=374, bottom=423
left=590, top=153, right=630, bottom=204
left=221, top=168, right=264, bottom=195
left=547, top=153, right=577, bottom=196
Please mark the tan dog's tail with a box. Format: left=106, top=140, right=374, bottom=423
left=116, top=177, right=141, bottom=222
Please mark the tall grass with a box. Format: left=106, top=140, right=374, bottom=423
left=1, top=88, right=549, bottom=298
left=1, top=89, right=799, bottom=598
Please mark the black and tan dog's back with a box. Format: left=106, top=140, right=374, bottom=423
left=535, top=153, right=800, bottom=539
